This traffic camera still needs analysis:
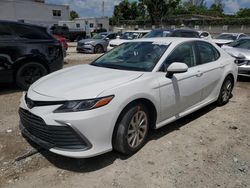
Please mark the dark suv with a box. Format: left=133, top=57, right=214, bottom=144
left=144, top=28, right=200, bottom=38
left=0, top=21, right=64, bottom=90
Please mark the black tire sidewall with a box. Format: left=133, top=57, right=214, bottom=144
left=94, top=45, right=103, bottom=54
left=217, top=76, right=233, bottom=106
left=114, top=103, right=149, bottom=155
left=16, top=62, right=48, bottom=90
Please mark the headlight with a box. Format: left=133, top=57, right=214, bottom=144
left=54, top=95, right=114, bottom=113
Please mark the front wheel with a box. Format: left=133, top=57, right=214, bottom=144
left=94, top=45, right=104, bottom=54
left=113, top=103, right=149, bottom=155
left=15, top=62, right=48, bottom=90
left=217, top=76, right=233, bottom=106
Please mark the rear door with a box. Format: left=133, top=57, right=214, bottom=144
left=158, top=41, right=204, bottom=122
left=194, top=41, right=223, bottom=102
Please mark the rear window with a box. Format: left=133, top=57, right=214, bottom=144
left=196, top=41, right=220, bottom=65
left=172, top=31, right=199, bottom=38
left=9, top=23, right=53, bottom=40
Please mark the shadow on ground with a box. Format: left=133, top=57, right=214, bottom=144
left=0, top=83, right=22, bottom=95
left=237, top=75, right=250, bottom=82
left=25, top=103, right=216, bottom=173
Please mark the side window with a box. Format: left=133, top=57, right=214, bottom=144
left=196, top=41, right=220, bottom=65
left=107, top=34, right=116, bottom=39
left=0, top=24, right=14, bottom=39
left=239, top=34, right=247, bottom=39
left=161, top=42, right=196, bottom=71
left=9, top=24, right=52, bottom=40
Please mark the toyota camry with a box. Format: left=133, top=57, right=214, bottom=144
left=19, top=38, right=238, bottom=158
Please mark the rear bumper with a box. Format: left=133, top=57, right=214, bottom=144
left=238, top=65, right=250, bottom=76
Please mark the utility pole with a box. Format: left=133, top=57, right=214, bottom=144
left=102, top=1, right=104, bottom=17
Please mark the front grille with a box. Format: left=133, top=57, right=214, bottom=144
left=19, top=108, right=89, bottom=150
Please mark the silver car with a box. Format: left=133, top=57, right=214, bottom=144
left=222, top=37, right=250, bottom=76
left=77, top=32, right=117, bottom=53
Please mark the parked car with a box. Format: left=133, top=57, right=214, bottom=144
left=107, top=30, right=150, bottom=51
left=222, top=37, right=250, bottom=76
left=0, top=20, right=64, bottom=90
left=77, top=32, right=117, bottom=53
left=53, top=34, right=68, bottom=57
left=143, top=28, right=200, bottom=38
left=50, top=25, right=86, bottom=42
left=198, top=31, right=212, bottom=40
left=212, top=33, right=247, bottom=47
left=19, top=37, right=237, bottom=158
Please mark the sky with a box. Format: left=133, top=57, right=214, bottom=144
left=45, top=0, right=250, bottom=17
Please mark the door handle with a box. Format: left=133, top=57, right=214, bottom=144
left=196, top=71, right=203, bottom=77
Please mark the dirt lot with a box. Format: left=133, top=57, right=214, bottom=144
left=0, top=45, right=250, bottom=188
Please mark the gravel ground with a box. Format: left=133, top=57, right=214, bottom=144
left=0, top=46, right=250, bottom=188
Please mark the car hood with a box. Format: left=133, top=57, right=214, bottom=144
left=78, top=39, right=102, bottom=44
left=110, top=39, right=129, bottom=45
left=30, top=64, right=143, bottom=100
left=223, top=47, right=250, bottom=60
left=212, top=39, right=233, bottom=45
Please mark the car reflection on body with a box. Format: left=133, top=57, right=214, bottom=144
left=19, top=38, right=237, bottom=158
left=222, top=37, right=250, bottom=76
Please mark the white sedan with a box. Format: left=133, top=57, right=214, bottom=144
left=19, top=38, right=238, bottom=158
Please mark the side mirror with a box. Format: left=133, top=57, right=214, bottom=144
left=166, top=62, right=188, bottom=78
left=105, top=37, right=110, bottom=41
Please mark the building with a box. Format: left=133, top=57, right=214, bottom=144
left=0, top=0, right=69, bottom=27
left=59, top=17, right=110, bottom=32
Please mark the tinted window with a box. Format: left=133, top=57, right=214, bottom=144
left=228, top=39, right=250, bottom=49
left=0, top=24, right=14, bottom=38
left=107, top=33, right=116, bottom=39
left=215, top=34, right=236, bottom=40
left=161, top=42, right=196, bottom=71
left=144, top=30, right=171, bottom=38
left=196, top=41, right=220, bottom=65
left=171, top=31, right=199, bottom=38
left=9, top=24, right=53, bottom=40
left=238, top=34, right=247, bottom=39
left=200, top=32, right=209, bottom=37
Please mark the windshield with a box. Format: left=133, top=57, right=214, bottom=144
left=92, top=33, right=107, bottom=39
left=228, top=39, right=250, bottom=49
left=144, top=30, right=171, bottom=38
left=120, top=32, right=141, bottom=40
left=91, top=41, right=169, bottom=72
left=215, top=34, right=237, bottom=40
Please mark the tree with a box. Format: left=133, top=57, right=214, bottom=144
left=237, top=8, right=250, bottom=18
left=141, top=0, right=180, bottom=25
left=70, top=10, right=79, bottom=20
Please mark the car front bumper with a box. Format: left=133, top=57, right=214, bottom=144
left=238, top=64, right=250, bottom=76
left=77, top=44, right=94, bottom=53
left=19, top=93, right=117, bottom=158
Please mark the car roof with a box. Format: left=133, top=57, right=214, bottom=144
left=220, top=32, right=245, bottom=36
left=124, top=30, right=151, bottom=33
left=151, top=28, right=199, bottom=33
left=131, top=37, right=204, bottom=44
left=0, top=19, right=47, bottom=30
left=99, top=32, right=116, bottom=35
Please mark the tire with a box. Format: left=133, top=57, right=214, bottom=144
left=113, top=103, right=149, bottom=155
left=94, top=45, right=104, bottom=54
left=217, top=76, right=233, bottom=106
left=15, top=62, right=48, bottom=90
